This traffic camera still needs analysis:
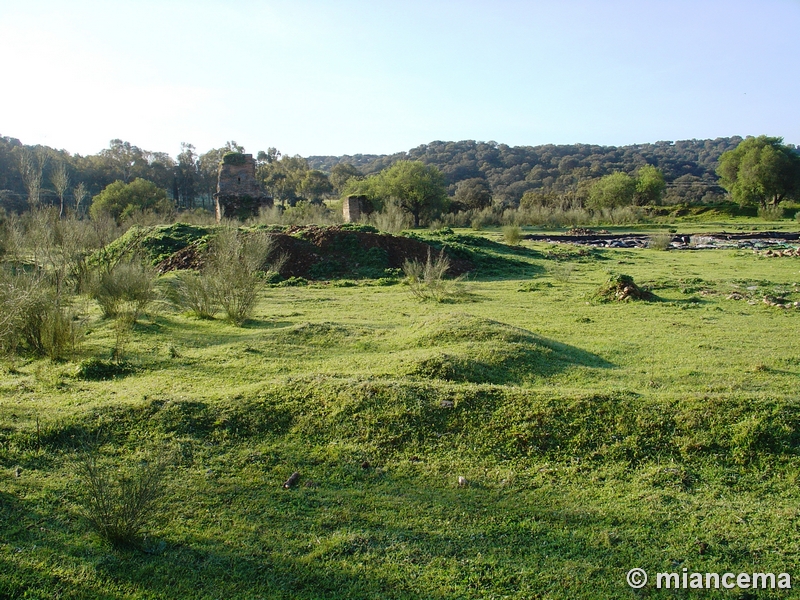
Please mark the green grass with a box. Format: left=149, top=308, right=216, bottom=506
left=2, top=228, right=800, bottom=598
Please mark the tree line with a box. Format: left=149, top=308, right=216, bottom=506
left=1, top=134, right=798, bottom=224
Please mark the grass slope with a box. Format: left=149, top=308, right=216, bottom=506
left=2, top=226, right=800, bottom=598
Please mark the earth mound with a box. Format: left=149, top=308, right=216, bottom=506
left=154, top=224, right=474, bottom=280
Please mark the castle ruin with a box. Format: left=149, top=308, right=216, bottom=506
left=214, top=153, right=272, bottom=221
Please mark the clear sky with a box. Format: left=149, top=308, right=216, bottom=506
left=1, top=0, right=798, bottom=158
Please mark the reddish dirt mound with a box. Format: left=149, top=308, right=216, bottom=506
left=156, top=226, right=474, bottom=279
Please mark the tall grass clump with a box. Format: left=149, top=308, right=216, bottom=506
left=76, top=445, right=172, bottom=549
left=206, top=228, right=278, bottom=325
left=167, top=271, right=219, bottom=319
left=368, top=199, right=413, bottom=234
left=0, top=268, right=82, bottom=359
left=758, top=205, right=784, bottom=221
left=88, top=258, right=157, bottom=321
left=647, top=232, right=673, bottom=250
left=403, top=250, right=463, bottom=302
left=502, top=225, right=523, bottom=245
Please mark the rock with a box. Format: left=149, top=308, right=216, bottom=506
left=457, top=476, right=467, bottom=487
left=14, top=466, right=21, bottom=477
left=283, top=471, right=300, bottom=488
left=439, top=400, right=454, bottom=408
left=361, top=461, right=370, bottom=469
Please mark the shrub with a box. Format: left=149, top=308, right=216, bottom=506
left=758, top=205, right=784, bottom=221
left=88, top=258, right=157, bottom=321
left=368, top=199, right=413, bottom=234
left=167, top=271, right=219, bottom=319
left=206, top=228, right=276, bottom=325
left=76, top=357, right=134, bottom=380
left=76, top=445, right=172, bottom=548
left=647, top=232, right=673, bottom=250
left=502, top=225, right=522, bottom=245
left=0, top=268, right=82, bottom=359
left=403, top=250, right=464, bottom=302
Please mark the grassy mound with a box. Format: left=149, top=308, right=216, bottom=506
left=594, top=273, right=656, bottom=302
left=90, top=223, right=214, bottom=267
left=402, top=313, right=586, bottom=384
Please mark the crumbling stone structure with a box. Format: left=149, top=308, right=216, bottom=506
left=343, top=194, right=369, bottom=223
left=214, top=153, right=272, bottom=221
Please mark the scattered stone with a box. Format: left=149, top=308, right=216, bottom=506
left=14, top=466, right=21, bottom=477
left=439, top=400, right=454, bottom=408
left=283, top=471, right=300, bottom=489
left=458, top=476, right=467, bottom=487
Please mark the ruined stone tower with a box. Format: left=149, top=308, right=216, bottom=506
left=343, top=194, right=369, bottom=223
left=214, top=153, right=272, bottom=221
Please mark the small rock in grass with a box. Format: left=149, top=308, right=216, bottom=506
left=283, top=471, right=300, bottom=489
left=458, top=476, right=467, bottom=487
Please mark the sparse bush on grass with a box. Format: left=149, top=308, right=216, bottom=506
left=76, top=444, right=172, bottom=549
left=549, top=262, right=575, bottom=283
left=76, top=357, right=134, bottom=380
left=647, top=232, right=673, bottom=250
left=88, top=258, right=157, bottom=321
left=502, top=225, right=523, bottom=246
left=206, top=228, right=278, bottom=325
left=403, top=250, right=464, bottom=302
left=367, top=199, right=413, bottom=234
left=758, top=205, right=784, bottom=221
left=167, top=271, right=219, bottom=319
left=0, top=268, right=83, bottom=359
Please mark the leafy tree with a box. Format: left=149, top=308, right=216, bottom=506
left=716, top=136, right=800, bottom=207
left=257, top=155, right=309, bottom=207
left=89, top=179, right=172, bottom=223
left=175, top=143, right=198, bottom=210
left=329, top=163, right=362, bottom=195
left=299, top=170, right=333, bottom=204
left=100, top=140, right=145, bottom=183
left=588, top=172, right=636, bottom=208
left=453, top=178, right=492, bottom=210
left=634, top=164, right=666, bottom=205
left=361, top=161, right=448, bottom=227
left=50, top=161, right=71, bottom=218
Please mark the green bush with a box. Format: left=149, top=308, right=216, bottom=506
left=205, top=228, right=278, bottom=325
left=502, top=225, right=522, bottom=245
left=76, top=446, right=172, bottom=548
left=0, top=268, right=82, bottom=359
left=167, top=271, right=219, bottom=319
left=757, top=205, right=784, bottom=221
left=647, top=232, right=673, bottom=250
left=88, top=258, right=157, bottom=321
left=403, top=250, right=464, bottom=302
left=76, top=357, right=134, bottom=380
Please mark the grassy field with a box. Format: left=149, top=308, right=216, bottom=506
left=2, top=224, right=800, bottom=599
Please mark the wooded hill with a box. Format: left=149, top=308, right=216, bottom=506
left=308, top=137, right=746, bottom=206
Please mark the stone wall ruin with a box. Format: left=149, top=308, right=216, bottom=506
left=214, top=153, right=272, bottom=221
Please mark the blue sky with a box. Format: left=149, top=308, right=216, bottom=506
left=1, top=0, right=798, bottom=158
